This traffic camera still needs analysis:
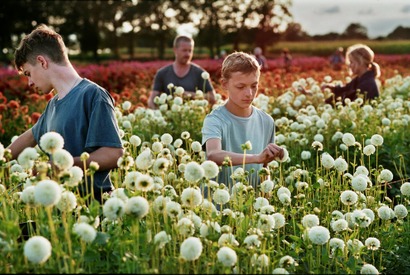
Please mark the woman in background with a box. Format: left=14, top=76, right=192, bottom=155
left=322, top=43, right=381, bottom=105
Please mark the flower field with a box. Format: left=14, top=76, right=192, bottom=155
left=0, top=55, right=410, bottom=274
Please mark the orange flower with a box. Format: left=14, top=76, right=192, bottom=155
left=31, top=112, right=41, bottom=124
left=7, top=100, right=20, bottom=109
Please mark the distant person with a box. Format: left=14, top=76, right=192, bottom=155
left=253, top=47, right=269, bottom=70
left=148, top=35, right=216, bottom=109
left=322, top=43, right=381, bottom=105
left=219, top=49, right=228, bottom=60
left=329, top=47, right=345, bottom=71
left=7, top=24, right=124, bottom=203
left=281, top=48, right=292, bottom=72
left=201, top=51, right=284, bottom=189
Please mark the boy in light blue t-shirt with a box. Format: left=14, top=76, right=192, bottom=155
left=201, top=51, right=284, bottom=189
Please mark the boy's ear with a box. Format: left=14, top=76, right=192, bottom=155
left=36, top=55, right=48, bottom=69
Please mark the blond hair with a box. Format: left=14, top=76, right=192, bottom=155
left=346, top=44, right=381, bottom=78
left=221, top=51, right=260, bottom=81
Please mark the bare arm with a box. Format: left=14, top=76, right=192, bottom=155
left=205, top=89, right=217, bottom=107
left=148, top=90, right=161, bottom=109
left=73, top=146, right=124, bottom=171
left=7, top=128, right=37, bottom=160
left=205, top=138, right=284, bottom=167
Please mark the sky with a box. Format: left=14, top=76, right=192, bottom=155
left=290, top=0, right=410, bottom=38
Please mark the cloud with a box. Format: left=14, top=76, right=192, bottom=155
left=358, top=8, right=373, bottom=15
left=319, top=5, right=340, bottom=14
left=402, top=5, right=410, bottom=13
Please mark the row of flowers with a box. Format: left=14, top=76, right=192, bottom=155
left=0, top=68, right=409, bottom=273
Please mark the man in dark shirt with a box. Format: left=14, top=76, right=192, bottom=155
left=148, top=35, right=216, bottom=109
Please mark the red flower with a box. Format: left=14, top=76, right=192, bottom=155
left=7, top=100, right=20, bottom=109
left=31, top=112, right=41, bottom=123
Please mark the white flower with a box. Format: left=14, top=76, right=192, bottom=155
left=56, top=191, right=77, bottom=212
left=334, top=157, right=348, bottom=173
left=308, top=225, right=330, bottom=245
left=24, top=236, right=52, bottom=264
left=329, top=238, right=345, bottom=254
left=254, top=197, right=269, bottom=210
left=218, top=233, right=239, bottom=247
left=200, top=220, right=221, bottom=238
left=181, top=131, right=190, bottom=140
left=152, top=158, right=169, bottom=175
left=279, top=255, right=296, bottom=268
left=243, top=140, right=252, bottom=150
left=166, top=201, right=182, bottom=219
left=173, top=138, right=183, bottom=148
left=394, top=204, right=408, bottom=219
left=377, top=205, right=394, bottom=220
left=321, top=153, right=335, bottom=169
left=257, top=214, right=275, bottom=232
left=217, top=246, right=237, bottom=267
left=213, top=188, right=230, bottom=205
left=34, top=180, right=62, bottom=207
left=243, top=234, right=261, bottom=249
left=17, top=147, right=39, bottom=170
left=272, top=213, right=286, bottom=229
left=272, top=268, right=289, bottom=274
left=331, top=219, right=348, bottom=232
left=378, top=169, right=393, bottom=183
left=347, top=239, right=364, bottom=255
left=52, top=148, right=74, bottom=170
left=260, top=179, right=275, bottom=193
left=122, top=100, right=132, bottom=111
left=191, top=141, right=202, bottom=153
left=135, top=148, right=154, bottom=170
left=39, top=131, right=64, bottom=154
left=184, top=161, right=205, bottom=182
left=302, top=214, right=320, bottom=228
left=154, top=231, right=171, bottom=249
left=177, top=217, right=195, bottom=237
left=278, top=193, right=291, bottom=205
left=277, top=186, right=291, bottom=197
left=361, top=264, right=379, bottom=274
left=201, top=160, right=219, bottom=179
left=252, top=253, right=269, bottom=267
left=21, top=186, right=36, bottom=205
left=400, top=182, right=410, bottom=196
left=201, top=71, right=210, bottom=80
left=363, top=144, right=376, bottom=156
left=365, top=237, right=380, bottom=251
left=151, top=141, right=163, bottom=153
left=135, top=174, right=154, bottom=192
left=351, top=175, right=368, bottom=192
left=342, top=133, right=356, bottom=146
left=370, top=134, right=384, bottom=146
left=73, top=222, right=97, bottom=243
left=277, top=147, right=289, bottom=162
left=65, top=166, right=84, bottom=187
left=180, top=237, right=203, bottom=261
left=354, top=166, right=369, bottom=176
left=180, top=187, right=203, bottom=208
left=340, top=190, right=358, bottom=206
left=312, top=141, right=323, bottom=151
left=352, top=209, right=371, bottom=228
left=103, top=197, right=125, bottom=221
left=129, top=135, right=142, bottom=147
left=125, top=196, right=149, bottom=218
left=301, top=150, right=311, bottom=160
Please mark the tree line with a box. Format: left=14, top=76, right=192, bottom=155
left=1, top=0, right=409, bottom=63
